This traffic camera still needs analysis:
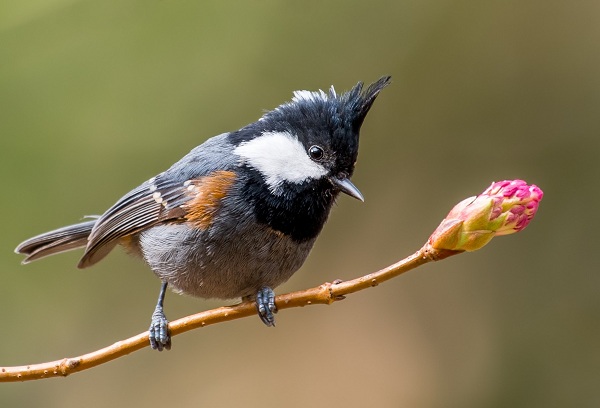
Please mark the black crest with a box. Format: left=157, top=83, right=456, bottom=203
left=265, top=75, right=391, bottom=134
left=335, top=75, right=392, bottom=132
left=231, top=76, right=391, bottom=147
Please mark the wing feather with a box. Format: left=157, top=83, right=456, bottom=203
left=76, top=132, right=236, bottom=269
left=78, top=175, right=190, bottom=268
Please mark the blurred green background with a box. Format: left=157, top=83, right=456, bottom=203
left=1, top=0, right=598, bottom=406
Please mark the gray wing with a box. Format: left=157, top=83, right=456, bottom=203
left=78, top=133, right=236, bottom=268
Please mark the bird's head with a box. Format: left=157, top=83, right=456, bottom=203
left=232, top=76, right=391, bottom=202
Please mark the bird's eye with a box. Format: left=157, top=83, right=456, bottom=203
left=308, top=145, right=324, bottom=161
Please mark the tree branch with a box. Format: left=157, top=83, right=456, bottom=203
left=0, top=243, right=456, bottom=382
left=1, top=178, right=544, bottom=382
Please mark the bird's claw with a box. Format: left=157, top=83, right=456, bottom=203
left=149, top=307, right=171, bottom=351
left=256, top=286, right=277, bottom=327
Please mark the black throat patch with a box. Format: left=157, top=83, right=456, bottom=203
left=240, top=168, right=337, bottom=242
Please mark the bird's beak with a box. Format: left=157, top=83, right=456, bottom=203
left=330, top=176, right=364, bottom=202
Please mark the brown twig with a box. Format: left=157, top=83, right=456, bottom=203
left=0, top=243, right=458, bottom=382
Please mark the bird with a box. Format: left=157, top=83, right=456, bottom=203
left=15, top=76, right=391, bottom=351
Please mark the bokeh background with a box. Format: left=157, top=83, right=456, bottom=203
left=1, top=1, right=599, bottom=407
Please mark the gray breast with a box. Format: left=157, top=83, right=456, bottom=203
left=138, top=217, right=315, bottom=299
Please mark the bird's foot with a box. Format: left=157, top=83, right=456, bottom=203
left=256, top=286, right=277, bottom=327
left=149, top=306, right=171, bottom=351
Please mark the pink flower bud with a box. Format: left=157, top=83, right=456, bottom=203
left=428, top=180, right=543, bottom=252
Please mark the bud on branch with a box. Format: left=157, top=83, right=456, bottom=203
left=428, top=180, right=543, bottom=252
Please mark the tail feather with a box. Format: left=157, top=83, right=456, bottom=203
left=15, top=220, right=97, bottom=264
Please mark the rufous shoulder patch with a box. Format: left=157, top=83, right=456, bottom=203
left=183, top=170, right=237, bottom=229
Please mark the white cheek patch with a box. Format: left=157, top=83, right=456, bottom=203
left=234, top=131, right=328, bottom=195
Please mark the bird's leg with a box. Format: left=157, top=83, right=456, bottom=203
left=254, top=286, right=277, bottom=327
left=149, top=281, right=171, bottom=351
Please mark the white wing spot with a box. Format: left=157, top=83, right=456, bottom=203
left=152, top=191, right=163, bottom=204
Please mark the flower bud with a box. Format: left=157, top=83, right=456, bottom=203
left=428, top=180, right=543, bottom=252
